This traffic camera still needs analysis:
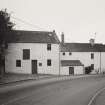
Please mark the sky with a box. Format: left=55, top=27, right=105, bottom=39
left=0, top=0, right=105, bottom=43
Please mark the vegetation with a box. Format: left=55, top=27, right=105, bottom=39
left=0, top=9, right=14, bottom=77
left=85, top=66, right=93, bottom=74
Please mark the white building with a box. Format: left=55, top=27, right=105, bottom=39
left=5, top=30, right=105, bottom=75
left=60, top=60, right=84, bottom=75
left=5, top=30, right=60, bottom=75
left=60, top=33, right=105, bottom=75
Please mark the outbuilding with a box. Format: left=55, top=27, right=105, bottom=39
left=60, top=60, right=84, bottom=75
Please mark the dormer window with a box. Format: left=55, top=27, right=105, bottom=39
left=47, top=44, right=51, bottom=51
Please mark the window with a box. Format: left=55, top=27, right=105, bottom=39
left=63, top=52, right=65, bottom=55
left=91, top=64, right=94, bottom=70
left=91, top=53, right=94, bottom=59
left=16, top=60, right=21, bottom=67
left=47, top=44, right=51, bottom=51
left=23, top=49, right=30, bottom=60
left=69, top=52, right=72, bottom=55
left=47, top=59, right=51, bottom=66
left=39, top=63, right=42, bottom=66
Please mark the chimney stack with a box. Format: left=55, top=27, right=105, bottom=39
left=61, top=32, right=64, bottom=44
left=89, top=38, right=95, bottom=46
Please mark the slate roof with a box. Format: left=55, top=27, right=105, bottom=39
left=61, top=43, right=105, bottom=52
left=61, top=60, right=84, bottom=66
left=7, top=30, right=60, bottom=44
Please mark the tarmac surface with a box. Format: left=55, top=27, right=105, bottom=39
left=92, top=88, right=105, bottom=105
left=0, top=75, right=105, bottom=105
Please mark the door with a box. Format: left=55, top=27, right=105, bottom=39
left=32, top=60, right=37, bottom=74
left=69, top=67, right=74, bottom=75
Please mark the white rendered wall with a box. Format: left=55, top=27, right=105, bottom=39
left=60, top=52, right=105, bottom=72
left=74, top=66, right=84, bottom=75
left=5, top=43, right=60, bottom=75
left=60, top=66, right=84, bottom=75
left=100, top=52, right=105, bottom=72
left=60, top=67, right=69, bottom=75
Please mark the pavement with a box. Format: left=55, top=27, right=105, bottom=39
left=0, top=73, right=56, bottom=85
left=0, top=73, right=104, bottom=85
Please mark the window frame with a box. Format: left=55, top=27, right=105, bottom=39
left=16, top=60, right=21, bottom=67
left=91, top=53, right=94, bottom=59
left=47, top=43, right=51, bottom=51
left=23, top=49, right=30, bottom=60
left=47, top=59, right=52, bottom=66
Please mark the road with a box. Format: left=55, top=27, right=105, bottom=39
left=93, top=86, right=105, bottom=105
left=0, top=75, right=105, bottom=105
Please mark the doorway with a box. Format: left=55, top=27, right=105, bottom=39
left=69, top=67, right=74, bottom=75
left=31, top=60, right=37, bottom=74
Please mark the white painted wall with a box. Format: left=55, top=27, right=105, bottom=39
left=60, top=66, right=84, bottom=75
left=60, top=67, right=69, bottom=75
left=5, top=43, right=60, bottom=75
left=74, top=66, right=84, bottom=75
left=100, top=52, right=105, bottom=73
left=60, top=52, right=105, bottom=73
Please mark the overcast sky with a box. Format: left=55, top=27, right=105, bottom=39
left=0, top=0, right=105, bottom=43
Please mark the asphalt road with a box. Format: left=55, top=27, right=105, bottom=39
left=0, top=75, right=105, bottom=105
left=93, top=87, right=105, bottom=105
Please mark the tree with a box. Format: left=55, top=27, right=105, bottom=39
left=0, top=9, right=14, bottom=77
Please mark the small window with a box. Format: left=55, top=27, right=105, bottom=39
left=39, top=63, right=42, bottom=66
left=91, top=53, right=94, bottom=59
left=69, top=52, right=72, bottom=55
left=47, top=59, right=51, bottom=66
left=16, top=60, right=21, bottom=67
left=63, top=52, right=65, bottom=55
left=23, top=49, right=30, bottom=60
left=47, top=44, right=51, bottom=51
left=91, top=64, right=94, bottom=70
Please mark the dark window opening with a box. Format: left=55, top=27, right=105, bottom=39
left=69, top=52, right=72, bottom=55
left=63, top=52, right=65, bottom=55
left=47, top=44, right=51, bottom=51
left=91, top=53, right=94, bottom=59
left=91, top=64, right=94, bottom=70
left=47, top=59, right=51, bottom=66
left=23, top=49, right=30, bottom=60
left=16, top=60, right=21, bottom=67
left=39, top=63, right=42, bottom=66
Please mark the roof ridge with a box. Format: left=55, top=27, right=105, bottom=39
left=64, top=42, right=103, bottom=45
left=12, top=30, right=53, bottom=33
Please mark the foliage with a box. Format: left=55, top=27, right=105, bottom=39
left=0, top=9, right=14, bottom=44
left=0, top=9, right=14, bottom=75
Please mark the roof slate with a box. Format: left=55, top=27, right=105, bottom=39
left=7, top=30, right=60, bottom=44
left=61, top=60, right=84, bottom=66
left=61, top=43, right=105, bottom=52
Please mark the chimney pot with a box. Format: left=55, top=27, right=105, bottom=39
left=61, top=32, right=64, bottom=44
left=89, top=38, right=95, bottom=46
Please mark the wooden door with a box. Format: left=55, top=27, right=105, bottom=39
left=69, top=67, right=74, bottom=75
left=32, top=60, right=37, bottom=74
